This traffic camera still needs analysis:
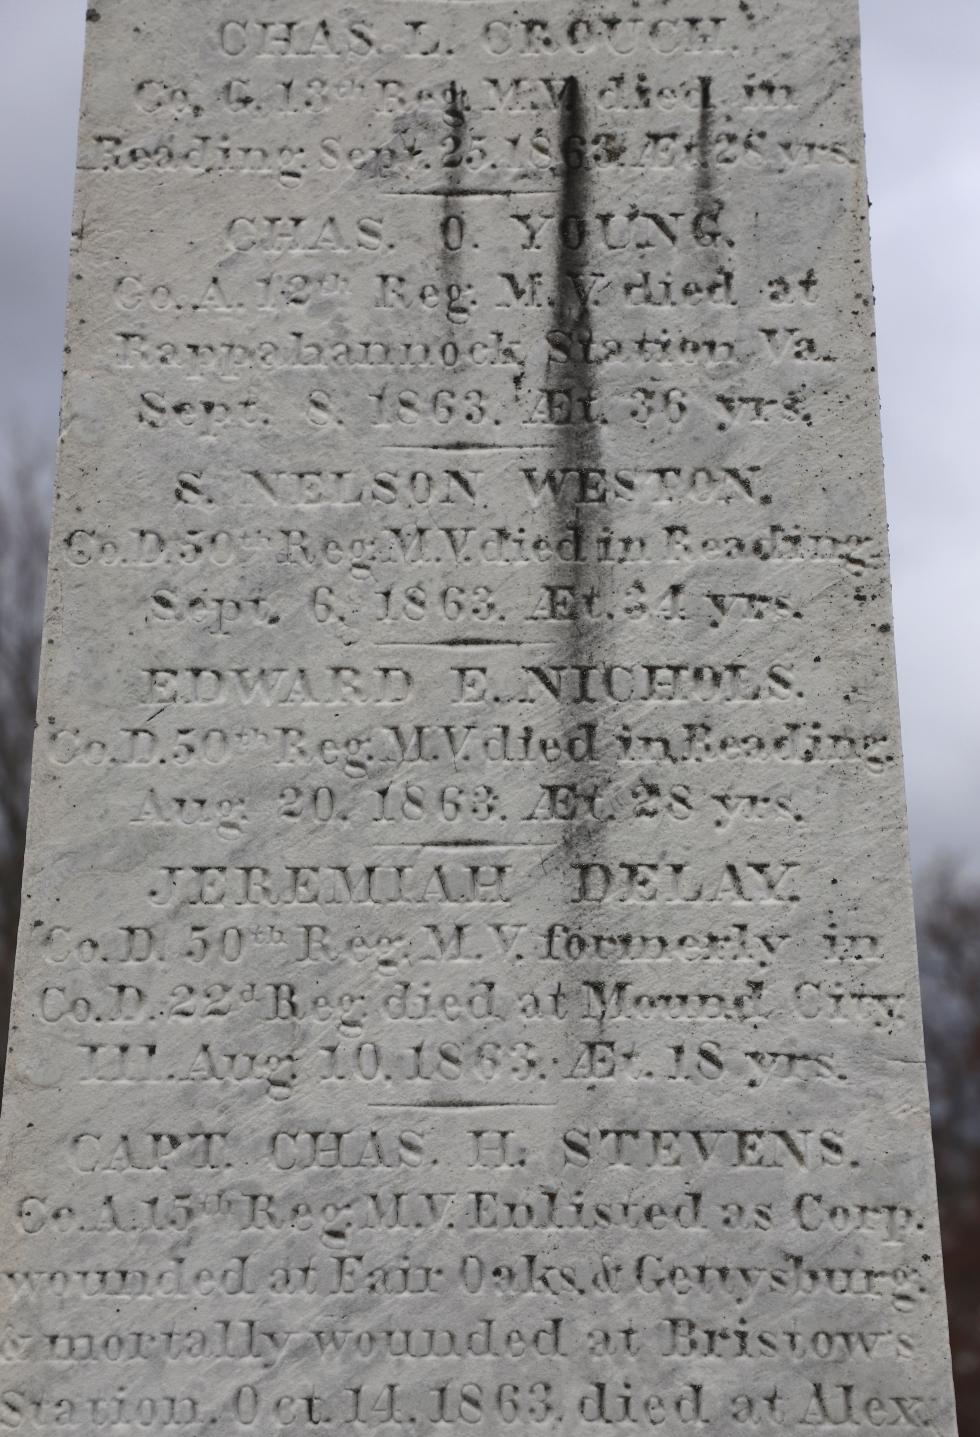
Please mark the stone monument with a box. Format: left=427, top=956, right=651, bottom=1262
left=0, top=1, right=958, bottom=1432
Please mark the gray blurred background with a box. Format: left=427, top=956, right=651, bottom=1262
left=1, top=0, right=980, bottom=1420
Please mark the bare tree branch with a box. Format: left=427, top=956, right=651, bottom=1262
left=916, top=860, right=980, bottom=1425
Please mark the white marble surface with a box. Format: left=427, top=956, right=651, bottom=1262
left=0, top=3, right=957, bottom=1433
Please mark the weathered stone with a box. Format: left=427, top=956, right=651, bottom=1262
left=0, top=1, right=956, bottom=1433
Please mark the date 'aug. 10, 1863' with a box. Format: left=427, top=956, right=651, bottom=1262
left=0, top=3, right=959, bottom=1436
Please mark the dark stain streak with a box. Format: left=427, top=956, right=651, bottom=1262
left=551, top=76, right=610, bottom=923
left=553, top=75, right=600, bottom=666
left=697, top=74, right=715, bottom=208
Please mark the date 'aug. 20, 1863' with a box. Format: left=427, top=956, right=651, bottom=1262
left=0, top=3, right=958, bottom=1436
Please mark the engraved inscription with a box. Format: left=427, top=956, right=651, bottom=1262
left=0, top=2, right=956, bottom=1435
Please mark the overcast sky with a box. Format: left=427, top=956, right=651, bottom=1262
left=0, top=0, right=977, bottom=873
